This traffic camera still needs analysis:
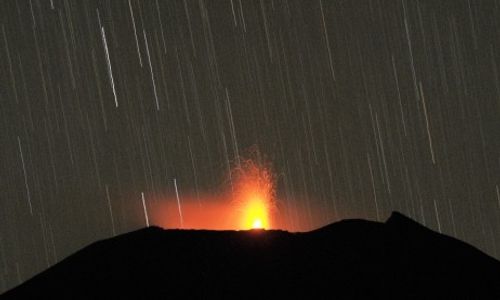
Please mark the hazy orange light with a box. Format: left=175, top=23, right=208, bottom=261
left=149, top=153, right=282, bottom=231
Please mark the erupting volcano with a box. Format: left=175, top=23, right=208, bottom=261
left=149, top=155, right=278, bottom=231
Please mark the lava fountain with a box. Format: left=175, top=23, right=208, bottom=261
left=148, top=154, right=277, bottom=230
left=231, top=158, right=276, bottom=230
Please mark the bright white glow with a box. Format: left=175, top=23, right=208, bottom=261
left=252, top=219, right=263, bottom=229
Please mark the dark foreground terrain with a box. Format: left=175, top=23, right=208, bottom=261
left=3, top=212, right=500, bottom=299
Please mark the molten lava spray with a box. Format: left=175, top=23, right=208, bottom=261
left=148, top=153, right=277, bottom=230
left=230, top=158, right=276, bottom=230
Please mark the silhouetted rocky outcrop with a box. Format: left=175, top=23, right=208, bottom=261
left=3, top=212, right=500, bottom=299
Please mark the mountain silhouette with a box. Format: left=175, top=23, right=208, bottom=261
left=3, top=212, right=500, bottom=299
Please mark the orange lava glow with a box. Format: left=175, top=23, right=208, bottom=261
left=231, top=158, right=275, bottom=230
left=240, top=192, right=269, bottom=229
left=148, top=157, right=277, bottom=231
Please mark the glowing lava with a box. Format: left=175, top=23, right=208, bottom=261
left=232, top=158, right=276, bottom=230
left=150, top=153, right=279, bottom=231
left=243, top=196, right=268, bottom=229
left=252, top=219, right=263, bottom=229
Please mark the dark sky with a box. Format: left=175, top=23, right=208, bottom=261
left=1, top=0, right=500, bottom=292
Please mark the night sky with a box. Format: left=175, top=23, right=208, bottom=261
left=1, top=0, right=500, bottom=292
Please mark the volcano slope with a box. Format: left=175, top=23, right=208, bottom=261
left=3, top=212, right=500, bottom=299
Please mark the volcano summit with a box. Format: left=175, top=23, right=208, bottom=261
left=3, top=212, right=500, bottom=299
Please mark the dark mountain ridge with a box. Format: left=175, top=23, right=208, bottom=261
left=3, top=212, right=500, bottom=298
